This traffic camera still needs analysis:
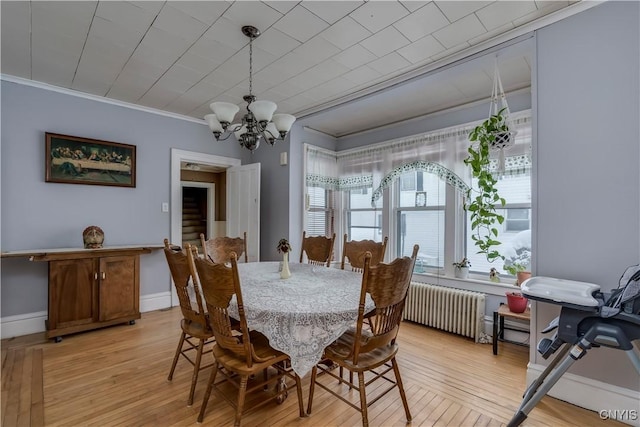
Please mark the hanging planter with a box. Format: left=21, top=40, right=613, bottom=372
left=486, top=61, right=517, bottom=174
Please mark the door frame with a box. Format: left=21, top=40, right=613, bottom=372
left=170, top=149, right=240, bottom=306
left=170, top=149, right=240, bottom=246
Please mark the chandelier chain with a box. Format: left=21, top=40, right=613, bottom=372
left=248, top=35, right=253, bottom=97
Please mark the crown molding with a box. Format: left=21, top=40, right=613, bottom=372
left=0, top=74, right=206, bottom=126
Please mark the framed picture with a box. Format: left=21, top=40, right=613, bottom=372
left=45, top=133, right=136, bottom=187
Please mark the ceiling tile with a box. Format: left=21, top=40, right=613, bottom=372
left=292, top=36, right=341, bottom=63
left=432, top=14, right=486, bottom=49
left=152, top=4, right=208, bottom=41
left=342, top=65, right=382, bottom=85
left=332, top=44, right=377, bottom=70
left=72, top=70, right=114, bottom=96
left=349, top=1, right=409, bottom=33
left=514, top=1, right=569, bottom=27
left=108, top=71, right=158, bottom=102
left=140, top=27, right=192, bottom=56
left=263, top=1, right=298, bottom=15
left=319, top=16, right=371, bottom=50
left=434, top=1, right=492, bottom=23
left=188, top=38, right=237, bottom=67
left=476, top=1, right=538, bottom=31
left=201, top=17, right=249, bottom=50
left=222, top=1, right=284, bottom=33
left=129, top=1, right=164, bottom=15
left=393, top=2, right=449, bottom=42
left=270, top=78, right=309, bottom=98
left=254, top=28, right=301, bottom=57
left=139, top=86, right=183, bottom=109
left=399, top=1, right=431, bottom=13
left=302, top=77, right=357, bottom=102
left=397, top=35, right=445, bottom=64
left=261, top=51, right=317, bottom=78
left=450, top=70, right=494, bottom=100
left=273, top=4, right=330, bottom=42
left=360, top=26, right=410, bottom=58
left=32, top=1, right=95, bottom=39
left=176, top=52, right=222, bottom=75
left=301, top=1, right=364, bottom=24
left=1, top=1, right=31, bottom=77
left=88, top=17, right=144, bottom=52
left=368, top=52, right=412, bottom=76
left=168, top=1, right=231, bottom=26
left=96, top=1, right=158, bottom=33
left=163, top=64, right=208, bottom=87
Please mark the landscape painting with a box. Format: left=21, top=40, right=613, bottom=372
left=45, top=133, right=136, bottom=187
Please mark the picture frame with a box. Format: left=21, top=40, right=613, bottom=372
left=45, top=133, right=136, bottom=188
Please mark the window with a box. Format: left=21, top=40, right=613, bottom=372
left=344, top=188, right=382, bottom=242
left=305, top=186, right=333, bottom=236
left=465, top=173, right=531, bottom=275
left=394, top=171, right=445, bottom=270
left=304, top=113, right=532, bottom=283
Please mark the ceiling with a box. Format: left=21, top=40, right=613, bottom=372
left=1, top=1, right=582, bottom=138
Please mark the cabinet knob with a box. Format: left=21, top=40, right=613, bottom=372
left=94, top=272, right=98, bottom=280
left=102, top=271, right=106, bottom=280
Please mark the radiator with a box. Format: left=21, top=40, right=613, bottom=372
left=404, top=282, right=486, bottom=343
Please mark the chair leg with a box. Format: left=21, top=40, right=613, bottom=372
left=306, top=366, right=318, bottom=415
left=168, top=332, right=186, bottom=381
left=188, top=338, right=205, bottom=406
left=235, top=375, right=249, bottom=427
left=197, top=361, right=219, bottom=423
left=392, top=357, right=412, bottom=422
left=357, top=371, right=369, bottom=427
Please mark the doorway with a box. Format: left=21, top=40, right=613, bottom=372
left=181, top=183, right=215, bottom=251
left=170, top=149, right=240, bottom=249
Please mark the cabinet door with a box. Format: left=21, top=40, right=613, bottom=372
left=99, top=255, right=139, bottom=321
left=49, top=259, right=97, bottom=330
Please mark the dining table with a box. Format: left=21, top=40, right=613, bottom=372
left=228, top=261, right=375, bottom=378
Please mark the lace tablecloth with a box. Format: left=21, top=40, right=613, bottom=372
left=228, top=262, right=373, bottom=377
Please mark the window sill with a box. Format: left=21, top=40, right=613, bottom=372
left=411, top=271, right=520, bottom=297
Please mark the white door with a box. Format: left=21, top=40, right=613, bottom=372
left=227, top=163, right=260, bottom=262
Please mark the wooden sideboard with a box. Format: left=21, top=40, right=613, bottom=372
left=1, top=245, right=162, bottom=341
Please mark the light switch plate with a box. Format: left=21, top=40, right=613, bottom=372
left=162, top=202, right=169, bottom=212
left=280, top=152, right=288, bottom=166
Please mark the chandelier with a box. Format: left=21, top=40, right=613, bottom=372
left=204, top=26, right=296, bottom=152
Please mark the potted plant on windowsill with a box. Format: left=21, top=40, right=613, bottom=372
left=452, top=258, right=471, bottom=279
left=504, top=263, right=532, bottom=286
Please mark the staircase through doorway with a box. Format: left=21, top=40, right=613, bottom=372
left=182, top=187, right=207, bottom=252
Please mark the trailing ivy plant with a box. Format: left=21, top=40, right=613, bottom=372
left=464, top=108, right=509, bottom=264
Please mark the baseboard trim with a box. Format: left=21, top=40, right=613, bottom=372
left=526, top=363, right=640, bottom=426
left=0, top=311, right=48, bottom=339
left=140, top=292, right=172, bottom=313
left=0, top=292, right=173, bottom=339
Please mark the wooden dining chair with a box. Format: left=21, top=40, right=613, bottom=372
left=163, top=239, right=214, bottom=406
left=200, top=232, right=248, bottom=264
left=299, top=231, right=335, bottom=267
left=340, top=235, right=388, bottom=272
left=187, top=246, right=305, bottom=427
left=307, top=244, right=419, bottom=427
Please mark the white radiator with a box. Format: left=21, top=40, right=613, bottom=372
left=404, top=282, right=486, bottom=343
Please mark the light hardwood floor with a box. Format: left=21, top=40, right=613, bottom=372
left=1, top=307, right=623, bottom=427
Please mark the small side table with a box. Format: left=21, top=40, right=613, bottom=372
left=493, top=304, right=531, bottom=355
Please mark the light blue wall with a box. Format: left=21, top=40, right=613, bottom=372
left=535, top=1, right=639, bottom=389
left=1, top=80, right=245, bottom=316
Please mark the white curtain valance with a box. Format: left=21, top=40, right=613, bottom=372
left=306, top=112, right=531, bottom=197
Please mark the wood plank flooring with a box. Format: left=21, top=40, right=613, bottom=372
left=1, top=307, right=624, bottom=427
